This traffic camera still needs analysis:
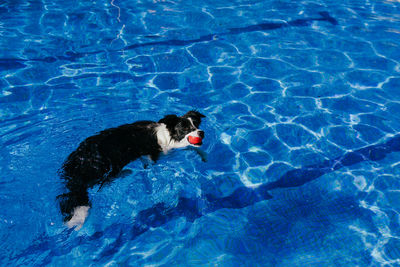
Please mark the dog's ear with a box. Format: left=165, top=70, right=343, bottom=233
left=159, top=115, right=179, bottom=130
left=183, top=110, right=205, bottom=128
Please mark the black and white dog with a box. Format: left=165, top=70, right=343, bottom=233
left=58, top=111, right=205, bottom=229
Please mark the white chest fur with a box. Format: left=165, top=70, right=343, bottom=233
left=155, top=123, right=191, bottom=153
left=155, top=123, right=172, bottom=153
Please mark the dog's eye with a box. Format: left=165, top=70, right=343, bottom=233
left=191, top=119, right=200, bottom=128
left=180, top=121, right=191, bottom=129
left=180, top=121, right=196, bottom=133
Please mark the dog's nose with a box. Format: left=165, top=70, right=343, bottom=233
left=198, top=130, right=204, bottom=139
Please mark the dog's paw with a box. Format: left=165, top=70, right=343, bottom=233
left=65, top=206, right=90, bottom=230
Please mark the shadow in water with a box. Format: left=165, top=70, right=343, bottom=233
left=0, top=12, right=337, bottom=68
left=128, top=134, right=400, bottom=238
left=123, top=12, right=337, bottom=51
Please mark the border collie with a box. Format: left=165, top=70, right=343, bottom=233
left=57, top=111, right=205, bottom=230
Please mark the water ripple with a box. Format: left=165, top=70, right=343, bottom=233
left=1, top=0, right=400, bottom=265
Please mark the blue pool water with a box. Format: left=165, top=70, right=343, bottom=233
left=1, top=0, right=400, bottom=265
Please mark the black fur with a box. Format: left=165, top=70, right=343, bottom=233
left=58, top=111, right=205, bottom=223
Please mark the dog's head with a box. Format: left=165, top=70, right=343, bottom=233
left=157, top=110, right=205, bottom=150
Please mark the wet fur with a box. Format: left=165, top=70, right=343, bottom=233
left=57, top=111, right=205, bottom=229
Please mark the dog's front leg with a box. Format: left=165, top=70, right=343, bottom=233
left=140, top=155, right=154, bottom=169
left=191, top=147, right=208, bottom=162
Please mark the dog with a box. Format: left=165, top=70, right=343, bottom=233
left=57, top=110, right=205, bottom=229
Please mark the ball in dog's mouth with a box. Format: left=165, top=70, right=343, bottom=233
left=188, top=136, right=203, bottom=146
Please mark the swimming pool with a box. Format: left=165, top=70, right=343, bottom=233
left=1, top=0, right=400, bottom=265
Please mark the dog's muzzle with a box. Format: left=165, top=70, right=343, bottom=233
left=188, top=130, right=204, bottom=146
